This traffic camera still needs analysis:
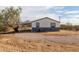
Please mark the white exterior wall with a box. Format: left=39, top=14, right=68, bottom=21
left=32, top=18, right=60, bottom=28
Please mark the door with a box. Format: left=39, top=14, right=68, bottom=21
left=36, top=22, right=40, bottom=28
left=51, top=22, right=56, bottom=28
left=36, top=22, right=40, bottom=32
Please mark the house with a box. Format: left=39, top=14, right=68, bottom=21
left=31, top=17, right=60, bottom=32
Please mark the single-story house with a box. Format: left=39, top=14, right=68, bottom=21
left=31, top=17, right=60, bottom=32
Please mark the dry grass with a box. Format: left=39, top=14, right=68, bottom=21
left=0, top=35, right=79, bottom=52
left=41, top=30, right=79, bottom=36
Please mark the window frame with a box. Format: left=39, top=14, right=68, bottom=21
left=50, top=22, right=56, bottom=28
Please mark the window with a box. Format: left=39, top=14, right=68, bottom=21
left=51, top=22, right=56, bottom=28
left=36, top=22, right=40, bottom=28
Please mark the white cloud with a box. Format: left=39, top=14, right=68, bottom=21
left=64, top=10, right=79, bottom=14
left=61, top=15, right=79, bottom=25
left=68, top=15, right=79, bottom=18
left=47, top=6, right=64, bottom=10
left=56, top=10, right=64, bottom=13
left=52, top=6, right=64, bottom=9
left=21, top=6, right=49, bottom=16
left=21, top=6, right=60, bottom=21
left=61, top=10, right=79, bottom=25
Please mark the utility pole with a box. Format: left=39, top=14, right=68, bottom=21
left=59, top=16, right=61, bottom=23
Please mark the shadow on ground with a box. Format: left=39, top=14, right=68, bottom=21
left=0, top=30, right=32, bottom=34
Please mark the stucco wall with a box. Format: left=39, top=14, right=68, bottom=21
left=32, top=18, right=60, bottom=28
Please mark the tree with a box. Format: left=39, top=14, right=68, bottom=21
left=0, top=13, right=4, bottom=31
left=2, top=7, right=22, bottom=32
left=74, top=25, right=79, bottom=31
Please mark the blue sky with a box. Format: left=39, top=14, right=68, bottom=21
left=20, top=6, right=79, bottom=25
left=0, top=6, right=79, bottom=25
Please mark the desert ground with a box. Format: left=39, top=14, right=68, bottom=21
left=0, top=30, right=79, bottom=52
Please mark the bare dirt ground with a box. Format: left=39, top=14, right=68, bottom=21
left=3, top=31, right=79, bottom=44
left=1, top=30, right=79, bottom=52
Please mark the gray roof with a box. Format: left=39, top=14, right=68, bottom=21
left=31, top=17, right=60, bottom=23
